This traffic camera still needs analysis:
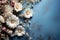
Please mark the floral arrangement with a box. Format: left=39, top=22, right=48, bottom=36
left=0, top=0, right=41, bottom=40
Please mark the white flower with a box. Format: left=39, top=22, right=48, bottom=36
left=6, top=15, right=19, bottom=29
left=15, top=25, right=25, bottom=36
left=4, top=5, right=13, bottom=13
left=23, top=8, right=33, bottom=18
left=0, top=15, right=5, bottom=23
left=14, top=3, right=23, bottom=12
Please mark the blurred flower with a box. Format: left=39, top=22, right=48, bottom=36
left=3, top=12, right=13, bottom=20
left=10, top=0, right=19, bottom=7
left=23, top=8, right=33, bottom=18
left=30, top=0, right=35, bottom=3
left=6, top=15, right=19, bottom=29
left=6, top=29, right=13, bottom=34
left=5, top=12, right=12, bottom=16
left=11, top=0, right=19, bottom=3
left=2, top=27, right=6, bottom=31
left=4, top=5, right=13, bottom=13
left=14, top=3, right=23, bottom=12
left=30, top=0, right=40, bottom=3
left=10, top=1, right=15, bottom=7
left=0, top=15, right=5, bottom=23
left=15, top=25, right=25, bottom=36
left=0, top=0, right=7, bottom=4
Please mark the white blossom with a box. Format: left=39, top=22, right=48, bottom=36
left=14, top=3, right=23, bottom=12
left=15, top=25, right=25, bottom=36
left=6, top=15, right=19, bottom=29
left=23, top=8, right=33, bottom=18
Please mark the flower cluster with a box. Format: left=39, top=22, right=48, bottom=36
left=0, top=0, right=41, bottom=40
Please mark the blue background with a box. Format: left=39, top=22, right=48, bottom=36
left=10, top=0, right=60, bottom=40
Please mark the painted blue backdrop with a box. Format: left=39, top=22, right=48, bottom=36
left=10, top=0, right=60, bottom=40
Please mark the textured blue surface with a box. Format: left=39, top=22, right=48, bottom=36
left=10, top=0, right=60, bottom=40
